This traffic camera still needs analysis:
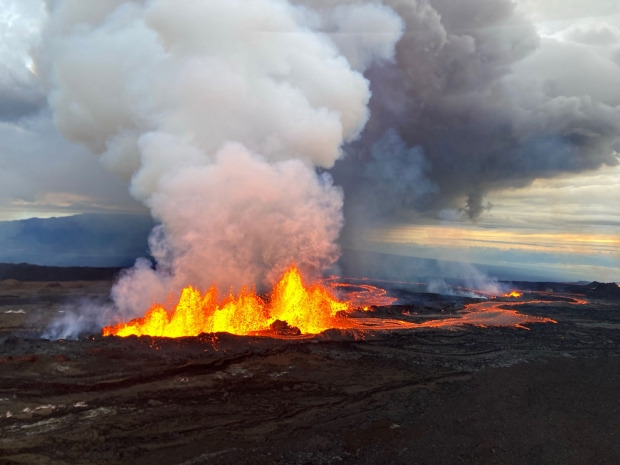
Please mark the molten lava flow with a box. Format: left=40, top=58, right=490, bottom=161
left=103, top=269, right=572, bottom=340
left=330, top=280, right=398, bottom=308
left=427, top=301, right=557, bottom=330
left=102, top=264, right=351, bottom=338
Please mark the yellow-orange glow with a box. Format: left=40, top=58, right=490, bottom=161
left=103, top=267, right=576, bottom=340
left=426, top=300, right=557, bottom=330
left=102, top=264, right=352, bottom=338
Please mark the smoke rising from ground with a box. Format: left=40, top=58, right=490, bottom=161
left=427, top=262, right=504, bottom=298
left=42, top=300, right=115, bottom=340
left=327, top=0, right=620, bottom=223
left=40, top=0, right=403, bottom=320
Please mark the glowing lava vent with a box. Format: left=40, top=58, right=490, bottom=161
left=103, top=264, right=351, bottom=338
left=503, top=290, right=522, bottom=298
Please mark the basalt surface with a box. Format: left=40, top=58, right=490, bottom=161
left=1, top=279, right=619, bottom=465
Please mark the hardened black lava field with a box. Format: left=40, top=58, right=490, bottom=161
left=1, top=276, right=619, bottom=465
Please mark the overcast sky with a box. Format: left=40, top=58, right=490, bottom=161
left=0, top=0, right=146, bottom=220
left=0, top=0, right=618, bottom=282
left=359, top=161, right=620, bottom=282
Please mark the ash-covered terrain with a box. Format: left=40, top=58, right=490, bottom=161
left=1, top=272, right=619, bottom=465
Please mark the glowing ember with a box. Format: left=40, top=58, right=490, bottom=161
left=103, top=264, right=351, bottom=338
left=503, top=290, right=522, bottom=298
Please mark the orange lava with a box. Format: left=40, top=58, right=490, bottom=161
left=330, top=281, right=398, bottom=308
left=103, top=264, right=352, bottom=338
left=103, top=269, right=575, bottom=340
left=436, top=301, right=557, bottom=330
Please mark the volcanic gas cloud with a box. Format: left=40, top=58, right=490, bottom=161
left=40, top=0, right=404, bottom=333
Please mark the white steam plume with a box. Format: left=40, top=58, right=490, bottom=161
left=40, top=0, right=403, bottom=321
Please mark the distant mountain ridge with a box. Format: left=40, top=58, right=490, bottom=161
left=0, top=262, right=122, bottom=281
left=0, top=213, right=154, bottom=267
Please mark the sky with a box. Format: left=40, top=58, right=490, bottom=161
left=0, top=0, right=147, bottom=220
left=0, top=0, right=619, bottom=284
left=359, top=162, right=620, bottom=282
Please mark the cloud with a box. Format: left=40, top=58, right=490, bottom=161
left=363, top=222, right=620, bottom=282
left=484, top=164, right=620, bottom=233
left=359, top=163, right=620, bottom=282
left=562, top=21, right=620, bottom=45
left=310, top=3, right=404, bottom=72
left=12, top=0, right=619, bottom=231
left=0, top=0, right=47, bottom=120
left=327, top=0, right=620, bottom=222
left=0, top=111, right=146, bottom=220
left=0, top=1, right=147, bottom=221
left=515, top=0, right=619, bottom=23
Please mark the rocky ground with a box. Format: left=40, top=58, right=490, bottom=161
left=0, top=278, right=619, bottom=465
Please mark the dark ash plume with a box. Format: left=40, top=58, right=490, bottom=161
left=327, top=0, right=620, bottom=222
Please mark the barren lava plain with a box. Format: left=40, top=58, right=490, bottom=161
left=1, top=271, right=619, bottom=465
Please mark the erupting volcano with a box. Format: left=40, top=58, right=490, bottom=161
left=103, top=264, right=352, bottom=338
left=102, top=265, right=568, bottom=340
left=3, top=0, right=620, bottom=462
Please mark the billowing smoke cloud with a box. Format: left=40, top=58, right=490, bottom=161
left=337, top=128, right=438, bottom=223
left=39, top=0, right=403, bottom=320
left=324, top=0, right=620, bottom=222
left=427, top=262, right=504, bottom=298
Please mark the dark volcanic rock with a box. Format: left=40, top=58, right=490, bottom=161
left=1, top=279, right=620, bottom=465
left=586, top=281, right=620, bottom=299
left=270, top=319, right=301, bottom=336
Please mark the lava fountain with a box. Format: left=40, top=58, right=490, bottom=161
left=103, top=264, right=353, bottom=338
left=502, top=290, right=523, bottom=298
left=103, top=265, right=568, bottom=340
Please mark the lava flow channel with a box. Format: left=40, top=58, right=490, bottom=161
left=102, top=264, right=353, bottom=338
left=420, top=300, right=557, bottom=330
